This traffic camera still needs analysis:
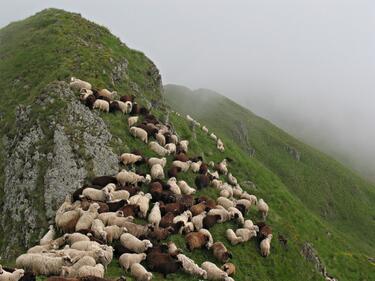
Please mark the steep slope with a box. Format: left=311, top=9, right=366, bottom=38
left=0, top=9, right=373, bottom=281
left=164, top=85, right=375, bottom=253
left=0, top=8, right=162, bottom=258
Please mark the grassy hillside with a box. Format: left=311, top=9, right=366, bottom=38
left=0, top=8, right=373, bottom=281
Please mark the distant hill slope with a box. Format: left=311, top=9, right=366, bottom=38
left=164, top=85, right=375, bottom=254
left=0, top=8, right=373, bottom=281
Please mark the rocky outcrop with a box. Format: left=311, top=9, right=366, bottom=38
left=0, top=81, right=119, bottom=258
left=301, top=242, right=338, bottom=281
left=286, top=145, right=301, bottom=161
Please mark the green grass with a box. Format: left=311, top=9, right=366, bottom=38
left=0, top=8, right=374, bottom=281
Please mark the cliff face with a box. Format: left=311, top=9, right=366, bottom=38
left=0, top=8, right=163, bottom=258
left=0, top=82, right=120, bottom=258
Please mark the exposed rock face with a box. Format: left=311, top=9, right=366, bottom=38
left=231, top=120, right=255, bottom=157
left=0, top=81, right=119, bottom=258
left=301, top=242, right=338, bottom=281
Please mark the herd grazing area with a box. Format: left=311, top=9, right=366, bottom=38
left=0, top=8, right=374, bottom=281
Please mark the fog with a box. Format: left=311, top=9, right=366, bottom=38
left=1, top=1, right=374, bottom=181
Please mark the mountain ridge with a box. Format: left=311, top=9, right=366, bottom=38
left=0, top=8, right=373, bottom=281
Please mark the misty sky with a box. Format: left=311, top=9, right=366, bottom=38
left=1, top=1, right=374, bottom=180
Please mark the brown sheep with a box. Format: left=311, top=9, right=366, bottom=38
left=117, top=185, right=140, bottom=197
left=120, top=95, right=135, bottom=102
left=221, top=263, right=236, bottom=276
left=85, top=95, right=96, bottom=109
left=107, top=200, right=127, bottom=212
left=167, top=166, right=181, bottom=178
left=203, top=215, right=221, bottom=229
left=196, top=196, right=216, bottom=210
left=80, top=198, right=109, bottom=214
left=185, top=232, right=209, bottom=251
left=130, top=102, right=140, bottom=116
left=150, top=181, right=163, bottom=201
left=109, top=101, right=121, bottom=113
left=159, top=202, right=186, bottom=216
left=92, top=176, right=117, bottom=187
left=190, top=202, right=209, bottom=216
left=140, top=107, right=150, bottom=116
left=177, top=194, right=195, bottom=209
left=146, top=247, right=182, bottom=278
left=147, top=226, right=174, bottom=241
left=160, top=190, right=177, bottom=204
left=97, top=95, right=112, bottom=103
left=174, top=153, right=189, bottom=162
left=195, top=174, right=211, bottom=189
left=257, top=222, right=272, bottom=240
left=199, top=163, right=208, bottom=174
left=159, top=212, right=175, bottom=228
left=119, top=205, right=140, bottom=218
left=211, top=242, right=232, bottom=263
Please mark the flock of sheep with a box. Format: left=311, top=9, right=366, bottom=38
left=0, top=77, right=272, bottom=281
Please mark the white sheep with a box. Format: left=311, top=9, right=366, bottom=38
left=93, top=99, right=110, bottom=112
left=191, top=211, right=207, bottom=231
left=147, top=157, right=167, bottom=168
left=155, top=133, right=166, bottom=146
left=179, top=140, right=189, bottom=152
left=40, top=225, right=55, bottom=246
left=218, top=183, right=234, bottom=198
left=70, top=240, right=102, bottom=251
left=170, top=134, right=179, bottom=144
left=178, top=180, right=196, bottom=195
left=198, top=228, right=214, bottom=249
left=148, top=202, right=161, bottom=228
left=130, top=127, right=148, bottom=143
left=167, top=177, right=181, bottom=195
left=27, top=242, right=58, bottom=254
left=128, top=116, right=139, bottom=127
left=137, top=193, right=152, bottom=218
left=120, top=233, right=153, bottom=253
left=172, top=160, right=191, bottom=172
left=116, top=170, right=149, bottom=187
left=210, top=133, right=218, bottom=141
left=64, top=232, right=90, bottom=245
left=70, top=77, right=92, bottom=91
left=167, top=241, right=181, bottom=256
left=16, top=254, right=73, bottom=276
left=209, top=170, right=220, bottom=179
left=98, top=88, right=117, bottom=99
left=217, top=197, right=236, bottom=210
left=260, top=234, right=272, bottom=257
left=128, top=192, right=144, bottom=205
left=241, top=192, right=257, bottom=205
left=228, top=207, right=244, bottom=224
left=97, top=211, right=124, bottom=225
left=201, top=261, right=229, bottom=281
left=75, top=203, right=100, bottom=232
left=107, top=215, right=134, bottom=227
left=190, top=161, right=202, bottom=173
left=177, top=254, right=207, bottom=279
left=77, top=264, right=105, bottom=278
left=117, top=100, right=132, bottom=114
left=211, top=179, right=223, bottom=189
left=130, top=263, right=153, bottom=281
left=236, top=228, right=257, bottom=242
left=164, top=143, right=176, bottom=154
left=173, top=210, right=192, bottom=232
left=226, top=229, right=244, bottom=245
left=108, top=189, right=130, bottom=201
left=0, top=269, right=24, bottom=281
left=104, top=225, right=128, bottom=243
left=81, top=187, right=110, bottom=202
left=236, top=198, right=252, bottom=211
left=208, top=207, right=231, bottom=223
left=149, top=141, right=170, bottom=156
left=91, top=219, right=107, bottom=241
left=227, top=173, right=237, bottom=186
left=182, top=222, right=195, bottom=234
left=202, top=126, right=209, bottom=133
left=119, top=253, right=147, bottom=271
left=243, top=220, right=259, bottom=232
left=258, top=199, right=269, bottom=220
left=61, top=256, right=97, bottom=277
left=119, top=153, right=142, bottom=165
left=150, top=164, right=164, bottom=180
